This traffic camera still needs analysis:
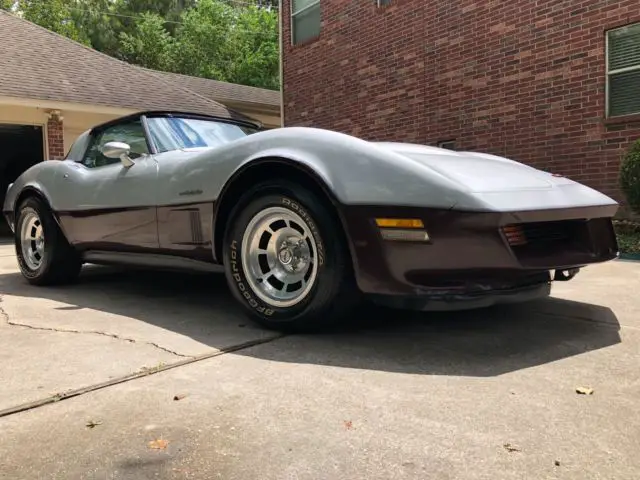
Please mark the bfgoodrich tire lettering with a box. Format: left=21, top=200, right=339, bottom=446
left=15, top=196, right=82, bottom=286
left=229, top=239, right=275, bottom=317
left=222, top=181, right=359, bottom=332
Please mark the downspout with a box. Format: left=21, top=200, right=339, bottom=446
left=279, top=0, right=284, bottom=127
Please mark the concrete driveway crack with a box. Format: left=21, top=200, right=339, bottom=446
left=0, top=294, right=288, bottom=419
left=0, top=297, right=192, bottom=358
left=0, top=332, right=287, bottom=419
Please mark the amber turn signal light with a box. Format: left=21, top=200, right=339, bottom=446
left=375, top=218, right=424, bottom=229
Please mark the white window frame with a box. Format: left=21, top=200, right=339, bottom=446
left=605, top=23, right=640, bottom=118
left=291, top=0, right=320, bottom=45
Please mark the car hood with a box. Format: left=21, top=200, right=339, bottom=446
left=372, top=142, right=618, bottom=212
left=373, top=142, right=573, bottom=193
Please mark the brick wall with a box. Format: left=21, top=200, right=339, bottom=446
left=46, top=115, right=65, bottom=160
left=282, top=0, right=640, bottom=204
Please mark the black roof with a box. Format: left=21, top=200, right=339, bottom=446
left=91, top=110, right=263, bottom=132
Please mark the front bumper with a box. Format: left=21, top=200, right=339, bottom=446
left=341, top=204, right=618, bottom=303
left=369, top=280, right=552, bottom=311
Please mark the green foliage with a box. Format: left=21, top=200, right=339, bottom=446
left=613, top=220, right=640, bottom=254
left=18, top=0, right=89, bottom=44
left=67, top=0, right=125, bottom=58
left=119, top=12, right=175, bottom=70
left=227, top=4, right=279, bottom=90
left=10, top=0, right=279, bottom=90
left=170, top=0, right=237, bottom=79
left=619, top=139, right=640, bottom=215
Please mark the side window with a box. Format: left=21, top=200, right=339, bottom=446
left=146, top=116, right=255, bottom=153
left=82, top=120, right=149, bottom=168
left=606, top=23, right=640, bottom=117
left=291, top=0, right=320, bottom=45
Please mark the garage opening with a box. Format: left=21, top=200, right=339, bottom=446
left=0, top=124, right=44, bottom=237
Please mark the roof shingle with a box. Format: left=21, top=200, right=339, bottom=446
left=159, top=71, right=280, bottom=109
left=0, top=10, right=251, bottom=120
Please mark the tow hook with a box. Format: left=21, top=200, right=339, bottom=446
left=552, top=268, right=580, bottom=281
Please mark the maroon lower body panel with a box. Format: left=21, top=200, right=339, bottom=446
left=339, top=204, right=619, bottom=308
left=55, top=202, right=215, bottom=262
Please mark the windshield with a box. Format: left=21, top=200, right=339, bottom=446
left=146, top=116, right=258, bottom=153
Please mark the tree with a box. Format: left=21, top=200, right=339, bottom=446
left=119, top=0, right=196, bottom=30
left=225, top=4, right=279, bottom=89
left=170, top=0, right=279, bottom=88
left=10, top=0, right=280, bottom=90
left=67, top=0, right=124, bottom=58
left=119, top=12, right=175, bottom=70
left=169, top=0, right=236, bottom=79
left=14, top=0, right=89, bottom=44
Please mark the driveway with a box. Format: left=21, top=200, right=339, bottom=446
left=0, top=240, right=638, bottom=479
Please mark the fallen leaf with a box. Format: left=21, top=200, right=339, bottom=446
left=344, top=420, right=353, bottom=430
left=86, top=420, right=102, bottom=429
left=173, top=394, right=187, bottom=401
left=503, top=443, right=521, bottom=453
left=576, top=387, right=594, bottom=395
left=148, top=438, right=169, bottom=450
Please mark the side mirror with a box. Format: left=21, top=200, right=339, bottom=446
left=102, top=141, right=135, bottom=168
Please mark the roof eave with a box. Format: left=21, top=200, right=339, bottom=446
left=223, top=100, right=281, bottom=114
left=0, top=95, right=138, bottom=116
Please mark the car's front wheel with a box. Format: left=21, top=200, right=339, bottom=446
left=222, top=181, right=359, bottom=332
left=15, top=196, right=82, bottom=285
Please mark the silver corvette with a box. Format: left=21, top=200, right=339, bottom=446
left=3, top=110, right=620, bottom=331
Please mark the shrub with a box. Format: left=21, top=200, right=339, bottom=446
left=620, top=139, right=640, bottom=215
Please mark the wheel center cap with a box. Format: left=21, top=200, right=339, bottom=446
left=278, top=248, right=293, bottom=265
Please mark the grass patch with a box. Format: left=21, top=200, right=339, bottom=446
left=613, top=220, right=640, bottom=255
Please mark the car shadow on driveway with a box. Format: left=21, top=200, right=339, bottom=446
left=0, top=265, right=621, bottom=378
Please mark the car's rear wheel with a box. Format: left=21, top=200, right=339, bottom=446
left=15, top=196, right=82, bottom=285
left=222, top=180, right=359, bottom=332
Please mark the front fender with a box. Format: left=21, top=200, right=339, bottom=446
left=2, top=162, right=63, bottom=233
left=238, top=147, right=337, bottom=197
left=228, top=128, right=464, bottom=208
left=3, top=162, right=61, bottom=214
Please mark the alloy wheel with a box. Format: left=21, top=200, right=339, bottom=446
left=20, top=211, right=45, bottom=270
left=241, top=206, right=319, bottom=308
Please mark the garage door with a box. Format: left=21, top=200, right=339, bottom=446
left=0, top=124, right=44, bottom=235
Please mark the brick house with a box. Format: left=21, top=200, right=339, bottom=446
left=280, top=0, right=640, bottom=208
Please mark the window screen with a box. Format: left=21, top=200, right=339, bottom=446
left=291, top=0, right=320, bottom=45
left=607, top=23, right=640, bottom=117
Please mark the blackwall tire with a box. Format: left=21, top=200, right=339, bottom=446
left=222, top=181, right=359, bottom=332
left=15, top=196, right=82, bottom=286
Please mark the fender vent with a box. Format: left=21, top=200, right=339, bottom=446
left=189, top=210, right=203, bottom=243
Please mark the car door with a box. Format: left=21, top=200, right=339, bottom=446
left=57, top=118, right=159, bottom=250
left=145, top=115, right=228, bottom=261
